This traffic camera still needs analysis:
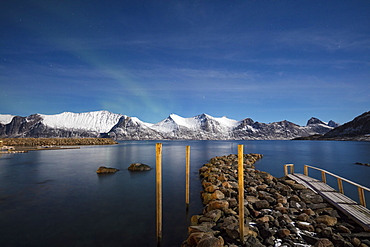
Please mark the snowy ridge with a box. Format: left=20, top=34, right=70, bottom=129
left=0, top=110, right=338, bottom=140
left=151, top=113, right=238, bottom=133
left=40, top=110, right=123, bottom=133
left=0, top=114, right=15, bottom=124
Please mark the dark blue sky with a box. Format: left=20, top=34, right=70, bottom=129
left=1, top=0, right=369, bottom=125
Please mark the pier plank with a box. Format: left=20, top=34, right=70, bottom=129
left=287, top=173, right=370, bottom=231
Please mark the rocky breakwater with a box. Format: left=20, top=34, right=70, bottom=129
left=182, top=154, right=370, bottom=247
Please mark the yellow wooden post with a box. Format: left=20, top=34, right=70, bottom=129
left=185, top=145, right=190, bottom=210
left=156, top=143, right=163, bottom=246
left=284, top=165, right=288, bottom=176
left=284, top=164, right=294, bottom=176
left=321, top=171, right=326, bottom=183
left=304, top=165, right=308, bottom=176
left=238, top=145, right=245, bottom=244
left=358, top=187, right=366, bottom=207
left=337, top=178, right=344, bottom=194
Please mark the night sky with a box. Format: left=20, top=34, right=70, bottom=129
left=1, top=0, right=369, bottom=125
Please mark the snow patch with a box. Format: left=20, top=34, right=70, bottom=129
left=0, top=114, right=15, bottom=124
left=214, top=116, right=239, bottom=128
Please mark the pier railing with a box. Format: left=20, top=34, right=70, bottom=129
left=284, top=164, right=370, bottom=207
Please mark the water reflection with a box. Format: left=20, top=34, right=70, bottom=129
left=0, top=140, right=369, bottom=246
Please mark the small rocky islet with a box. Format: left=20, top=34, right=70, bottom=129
left=95, top=166, right=120, bottom=174
left=96, top=163, right=151, bottom=174
left=182, top=153, right=370, bottom=247
left=127, top=163, right=152, bottom=171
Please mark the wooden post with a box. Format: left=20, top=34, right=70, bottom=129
left=358, top=187, right=366, bottom=207
left=284, top=165, right=288, bottom=177
left=156, top=143, right=162, bottom=246
left=321, top=171, right=327, bottom=183
left=284, top=164, right=294, bottom=176
left=238, top=145, right=245, bottom=244
left=337, top=178, right=344, bottom=194
left=304, top=165, right=308, bottom=176
left=185, top=145, right=190, bottom=210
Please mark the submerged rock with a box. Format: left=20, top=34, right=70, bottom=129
left=96, top=166, right=119, bottom=174
left=128, top=163, right=151, bottom=171
left=355, top=162, right=370, bottom=167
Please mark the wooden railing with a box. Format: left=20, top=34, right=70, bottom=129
left=284, top=164, right=294, bottom=176
left=285, top=164, right=370, bottom=207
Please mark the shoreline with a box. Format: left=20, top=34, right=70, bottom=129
left=0, top=138, right=118, bottom=148
left=182, top=154, right=370, bottom=247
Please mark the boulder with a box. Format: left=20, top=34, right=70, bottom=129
left=211, top=190, right=225, bottom=200
left=278, top=228, right=291, bottom=238
left=206, top=200, right=229, bottom=212
left=316, top=215, right=337, bottom=226
left=96, top=166, right=119, bottom=174
left=314, top=238, right=334, bottom=247
left=127, top=163, right=151, bottom=171
left=336, top=225, right=351, bottom=234
left=187, top=232, right=206, bottom=246
left=204, top=209, right=223, bottom=223
left=202, top=193, right=213, bottom=204
left=296, top=221, right=315, bottom=232
left=256, top=216, right=270, bottom=224
left=254, top=200, right=270, bottom=209
left=197, top=236, right=224, bottom=247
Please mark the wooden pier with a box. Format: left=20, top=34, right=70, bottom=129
left=284, top=164, right=370, bottom=231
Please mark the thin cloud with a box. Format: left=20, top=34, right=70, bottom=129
left=275, top=28, right=370, bottom=51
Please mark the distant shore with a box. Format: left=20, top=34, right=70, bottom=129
left=292, top=134, right=370, bottom=142
left=0, top=138, right=118, bottom=147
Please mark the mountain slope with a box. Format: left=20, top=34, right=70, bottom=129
left=106, top=116, right=163, bottom=140
left=0, top=111, right=337, bottom=140
left=323, top=111, right=370, bottom=140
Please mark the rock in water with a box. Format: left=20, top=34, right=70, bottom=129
left=128, top=163, right=151, bottom=171
left=96, top=166, right=119, bottom=174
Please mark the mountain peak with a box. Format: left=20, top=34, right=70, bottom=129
left=328, top=120, right=340, bottom=128
left=195, top=113, right=211, bottom=119
left=306, top=117, right=327, bottom=126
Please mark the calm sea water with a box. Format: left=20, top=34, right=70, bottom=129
left=0, top=140, right=369, bottom=246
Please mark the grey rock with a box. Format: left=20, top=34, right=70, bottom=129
left=127, top=163, right=151, bottom=171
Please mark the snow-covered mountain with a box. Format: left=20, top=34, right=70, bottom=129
left=40, top=111, right=123, bottom=133
left=0, top=111, right=122, bottom=138
left=146, top=114, right=239, bottom=139
left=105, top=116, right=163, bottom=140
left=0, top=111, right=338, bottom=140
